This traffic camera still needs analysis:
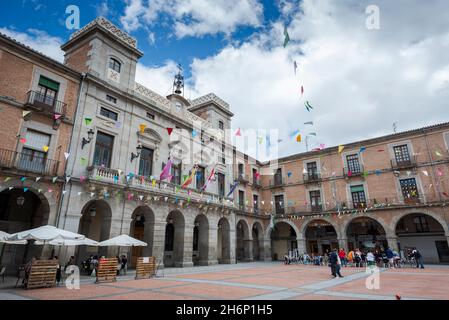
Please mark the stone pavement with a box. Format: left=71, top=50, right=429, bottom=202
left=1, top=262, right=448, bottom=300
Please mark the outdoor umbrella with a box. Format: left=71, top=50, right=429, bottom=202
left=6, top=225, right=86, bottom=242
left=98, top=234, right=147, bottom=247
left=34, top=237, right=99, bottom=246
left=0, top=231, right=27, bottom=245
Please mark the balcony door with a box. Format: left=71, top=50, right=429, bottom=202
left=274, top=195, right=284, bottom=214
left=19, top=130, right=50, bottom=173
left=394, top=145, right=411, bottom=165
left=36, top=76, right=59, bottom=107
left=217, top=173, right=225, bottom=197
left=346, top=154, right=361, bottom=174
left=93, top=132, right=114, bottom=168
left=306, top=162, right=318, bottom=179
left=309, top=190, right=322, bottom=212
left=138, top=147, right=153, bottom=177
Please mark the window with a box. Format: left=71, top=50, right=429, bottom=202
left=350, top=185, right=366, bottom=208
left=275, top=195, right=284, bottom=214
left=238, top=163, right=244, bottom=177
left=400, top=178, right=419, bottom=202
left=239, top=190, right=245, bottom=209
left=218, top=120, right=224, bottom=130
left=19, top=130, right=51, bottom=173
left=346, top=154, right=361, bottom=174
left=93, top=131, right=114, bottom=167
left=109, top=58, right=121, bottom=73
left=274, top=168, right=282, bottom=185
left=171, top=163, right=181, bottom=185
left=414, top=216, right=430, bottom=233
left=196, top=166, right=205, bottom=190
left=106, top=95, right=117, bottom=104
left=138, top=147, right=153, bottom=177
left=146, top=112, right=155, bottom=120
left=253, top=194, right=259, bottom=213
left=36, top=76, right=59, bottom=106
left=221, top=143, right=226, bottom=164
left=394, top=145, right=411, bottom=165
left=164, top=223, right=174, bottom=251
left=217, top=173, right=225, bottom=197
left=306, top=162, right=318, bottom=178
left=100, top=107, right=118, bottom=121
left=252, top=168, right=258, bottom=184
left=309, top=190, right=322, bottom=212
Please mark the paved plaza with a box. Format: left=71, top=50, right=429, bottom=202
left=1, top=262, right=448, bottom=300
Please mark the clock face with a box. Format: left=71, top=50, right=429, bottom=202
left=176, top=103, right=182, bottom=111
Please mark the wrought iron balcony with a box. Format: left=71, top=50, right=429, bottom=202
left=25, top=90, right=67, bottom=116
left=390, top=155, right=417, bottom=170
left=0, top=148, right=59, bottom=176
left=237, top=173, right=249, bottom=184
left=303, top=172, right=322, bottom=184
left=343, top=165, right=364, bottom=178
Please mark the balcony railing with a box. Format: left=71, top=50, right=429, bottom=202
left=237, top=173, right=249, bottom=184
left=25, top=90, right=67, bottom=116
left=390, top=155, right=417, bottom=170
left=343, top=165, right=364, bottom=178
left=87, top=166, right=120, bottom=183
left=303, top=172, right=322, bottom=183
left=252, top=177, right=262, bottom=188
left=0, top=148, right=59, bottom=176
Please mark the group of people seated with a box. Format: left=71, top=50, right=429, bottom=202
left=81, top=254, right=129, bottom=276
left=22, top=255, right=77, bottom=287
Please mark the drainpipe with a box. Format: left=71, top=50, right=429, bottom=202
left=423, top=129, right=442, bottom=202
left=55, top=73, right=87, bottom=229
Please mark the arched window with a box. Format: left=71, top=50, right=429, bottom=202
left=109, top=58, right=121, bottom=73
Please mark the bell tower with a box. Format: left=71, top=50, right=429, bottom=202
left=173, top=63, right=185, bottom=96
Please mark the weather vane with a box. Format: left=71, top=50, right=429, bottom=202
left=173, top=63, right=184, bottom=96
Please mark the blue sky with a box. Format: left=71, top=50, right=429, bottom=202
left=1, top=1, right=449, bottom=159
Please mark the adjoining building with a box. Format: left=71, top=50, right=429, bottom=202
left=0, top=17, right=448, bottom=271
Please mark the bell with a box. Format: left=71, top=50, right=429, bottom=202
left=175, top=88, right=182, bottom=94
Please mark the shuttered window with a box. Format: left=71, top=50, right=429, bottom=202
left=38, top=76, right=60, bottom=91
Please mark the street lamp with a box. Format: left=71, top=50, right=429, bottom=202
left=130, top=144, right=143, bottom=162
left=82, top=129, right=95, bottom=149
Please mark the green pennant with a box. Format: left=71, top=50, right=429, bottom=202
left=84, top=117, right=92, bottom=126
left=80, top=157, right=88, bottom=166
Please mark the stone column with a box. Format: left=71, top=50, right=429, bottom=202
left=202, top=226, right=218, bottom=266
left=337, top=238, right=348, bottom=252
left=386, top=235, right=399, bottom=252
left=229, top=228, right=237, bottom=264
left=244, top=238, right=254, bottom=262
left=261, top=239, right=272, bottom=261
left=175, top=223, right=194, bottom=267
left=152, top=222, right=166, bottom=268
left=297, top=238, right=307, bottom=255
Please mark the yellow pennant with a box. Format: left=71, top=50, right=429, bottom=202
left=296, top=134, right=302, bottom=142
left=338, top=145, right=345, bottom=153
left=43, top=145, right=49, bottom=152
left=139, top=124, right=147, bottom=134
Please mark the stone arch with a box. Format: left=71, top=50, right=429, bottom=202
left=193, top=213, right=209, bottom=265
left=251, top=221, right=264, bottom=261
left=394, top=210, right=449, bottom=263
left=77, top=200, right=113, bottom=259
left=270, top=220, right=298, bottom=261
left=217, top=217, right=231, bottom=264
left=342, top=214, right=390, bottom=238
left=164, top=209, right=185, bottom=267
left=303, top=219, right=339, bottom=255
left=299, top=217, right=342, bottom=239
left=392, top=209, right=449, bottom=236
left=265, top=219, right=300, bottom=240
left=345, top=216, right=388, bottom=251
left=236, top=219, right=251, bottom=262
left=129, top=206, right=155, bottom=266
left=0, top=185, right=52, bottom=269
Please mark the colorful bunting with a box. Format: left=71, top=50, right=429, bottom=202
left=167, top=128, right=173, bottom=136
left=192, top=130, right=198, bottom=138
left=80, top=176, right=86, bottom=183
left=422, top=170, right=429, bottom=176
left=20, top=177, right=26, bottom=182
left=296, top=134, right=302, bottom=142
left=5, top=177, right=11, bottom=182
left=84, top=118, right=92, bottom=126
left=64, top=152, right=70, bottom=160
left=22, top=110, right=32, bottom=118
left=80, top=157, right=87, bottom=166
left=359, top=147, right=367, bottom=153
left=287, top=172, right=292, bottom=178
left=35, top=177, right=41, bottom=182
left=375, top=169, right=381, bottom=176
left=437, top=168, right=443, bottom=177
left=43, top=145, right=49, bottom=152
left=235, top=128, right=241, bottom=136
left=20, top=138, right=27, bottom=144
left=139, top=124, right=147, bottom=134
left=23, top=188, right=29, bottom=192
left=435, top=150, right=442, bottom=157
left=201, top=167, right=216, bottom=191
left=160, top=160, right=173, bottom=181
left=52, top=177, right=58, bottom=183
left=338, top=145, right=345, bottom=153
left=54, top=114, right=62, bottom=120
left=305, top=101, right=313, bottom=112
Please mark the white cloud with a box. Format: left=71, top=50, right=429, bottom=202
left=120, top=0, right=263, bottom=38
left=96, top=1, right=110, bottom=17
left=137, top=0, right=449, bottom=159
left=0, top=27, right=64, bottom=62
left=135, top=61, right=181, bottom=97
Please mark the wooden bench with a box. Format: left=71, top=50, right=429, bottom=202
left=95, top=258, right=117, bottom=284
left=26, top=260, right=58, bottom=289
left=135, top=257, right=156, bottom=280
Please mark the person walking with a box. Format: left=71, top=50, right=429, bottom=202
left=386, top=247, right=394, bottom=268
left=330, top=249, right=343, bottom=278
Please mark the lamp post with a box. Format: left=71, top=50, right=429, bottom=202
left=82, top=129, right=95, bottom=149
left=130, top=144, right=143, bottom=162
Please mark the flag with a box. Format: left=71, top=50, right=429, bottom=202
left=181, top=166, right=197, bottom=188
left=435, top=150, right=442, bottom=157
left=294, top=61, right=298, bottom=75
left=296, top=134, right=302, bottom=142
left=23, top=110, right=32, bottom=119
left=54, top=114, right=62, bottom=120
left=422, top=170, right=429, bottom=176
left=20, top=138, right=27, bottom=144
left=283, top=26, right=290, bottom=48
left=201, top=167, right=216, bottom=191
left=192, top=130, right=197, bottom=138
left=305, top=101, right=313, bottom=112
left=84, top=117, right=92, bottom=125
left=235, top=128, right=241, bottom=136
left=80, top=157, right=87, bottom=166
left=338, top=145, right=345, bottom=153
left=226, top=180, right=239, bottom=198
left=160, top=159, right=173, bottom=181
left=64, top=152, right=70, bottom=160
left=304, top=121, right=313, bottom=125
left=43, top=145, right=49, bottom=152
left=359, top=147, right=367, bottom=153
left=139, top=124, right=147, bottom=134
left=167, top=128, right=173, bottom=136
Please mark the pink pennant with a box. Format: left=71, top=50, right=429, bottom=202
left=80, top=176, right=86, bottom=183
left=235, top=128, right=241, bottom=136
left=167, top=128, right=173, bottom=136
left=54, top=114, right=62, bottom=120
left=437, top=168, right=443, bottom=177
left=128, top=193, right=134, bottom=201
left=20, top=138, right=27, bottom=144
